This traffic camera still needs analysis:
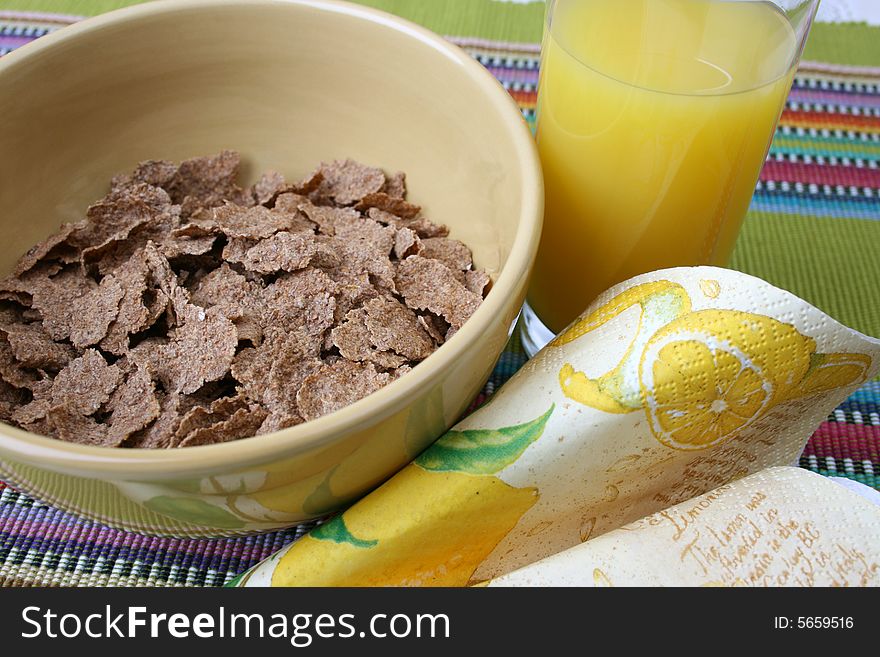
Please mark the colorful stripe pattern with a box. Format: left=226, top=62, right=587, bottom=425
left=1, top=13, right=879, bottom=586
left=0, top=482, right=315, bottom=586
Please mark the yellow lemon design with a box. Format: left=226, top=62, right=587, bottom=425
left=795, top=352, right=872, bottom=398
left=699, top=279, right=721, bottom=299
left=592, top=568, right=614, bottom=587
left=272, top=469, right=537, bottom=586
left=555, top=281, right=691, bottom=413
left=551, top=281, right=692, bottom=349
left=554, top=282, right=871, bottom=452
left=640, top=310, right=868, bottom=450
left=646, top=310, right=815, bottom=403
left=269, top=407, right=554, bottom=587
left=640, top=323, right=774, bottom=450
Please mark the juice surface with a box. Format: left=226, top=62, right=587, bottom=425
left=529, top=0, right=798, bottom=333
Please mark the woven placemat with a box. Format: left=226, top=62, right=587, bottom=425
left=0, top=2, right=878, bottom=587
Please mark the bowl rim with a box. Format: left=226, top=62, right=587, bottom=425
left=0, top=0, right=543, bottom=476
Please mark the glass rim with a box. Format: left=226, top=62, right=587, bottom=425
left=542, top=0, right=821, bottom=99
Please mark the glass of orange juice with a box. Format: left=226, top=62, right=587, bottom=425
left=521, top=0, right=820, bottom=355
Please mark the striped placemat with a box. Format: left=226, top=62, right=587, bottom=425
left=1, top=6, right=878, bottom=587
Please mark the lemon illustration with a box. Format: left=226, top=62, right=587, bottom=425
left=271, top=469, right=537, bottom=586
left=270, top=407, right=554, bottom=587
left=554, top=281, right=691, bottom=413
left=550, top=280, right=691, bottom=349
left=640, top=310, right=869, bottom=451
left=640, top=326, right=774, bottom=451
left=795, top=352, right=872, bottom=398
left=592, top=568, right=614, bottom=587
left=553, top=281, right=871, bottom=452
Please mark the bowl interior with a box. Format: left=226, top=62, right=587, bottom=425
left=0, top=0, right=525, bottom=284
left=0, top=0, right=541, bottom=484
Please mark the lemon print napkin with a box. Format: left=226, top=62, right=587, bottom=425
left=231, top=266, right=880, bottom=587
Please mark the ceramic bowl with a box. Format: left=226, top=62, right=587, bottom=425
left=0, top=0, right=542, bottom=536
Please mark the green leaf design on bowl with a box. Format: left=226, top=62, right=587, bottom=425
left=415, top=405, right=554, bottom=475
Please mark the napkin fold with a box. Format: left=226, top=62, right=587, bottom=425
left=230, top=266, right=880, bottom=587
left=487, top=467, right=880, bottom=587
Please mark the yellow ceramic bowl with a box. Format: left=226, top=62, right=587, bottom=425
left=0, top=0, right=542, bottom=536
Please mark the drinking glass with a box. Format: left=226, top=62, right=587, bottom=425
left=521, top=0, right=820, bottom=355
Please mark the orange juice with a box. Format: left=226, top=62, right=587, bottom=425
left=528, top=0, right=799, bottom=333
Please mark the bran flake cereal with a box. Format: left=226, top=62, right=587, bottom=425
left=0, top=153, right=489, bottom=447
